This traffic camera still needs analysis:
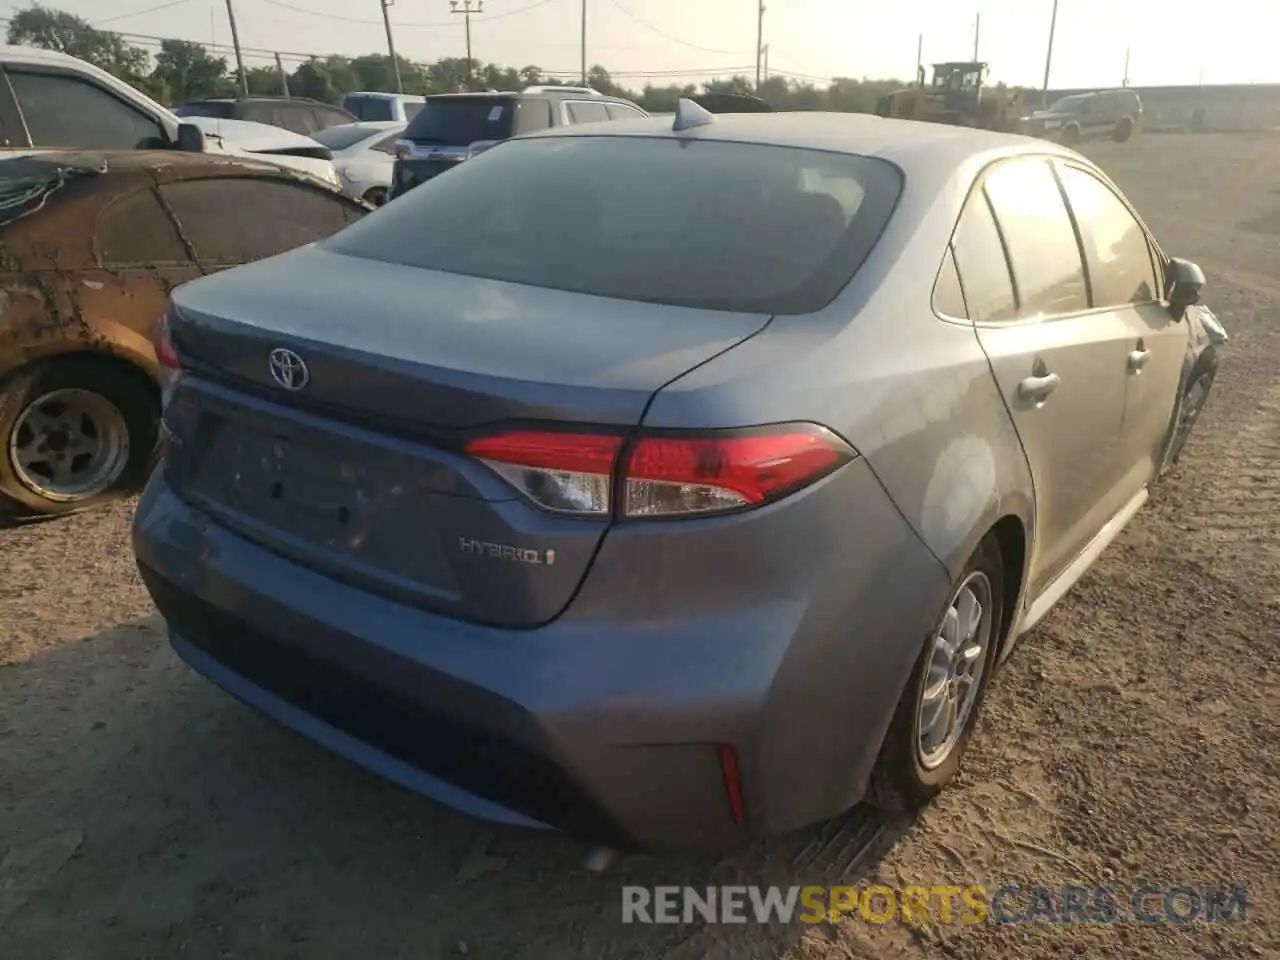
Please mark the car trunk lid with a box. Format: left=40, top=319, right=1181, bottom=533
left=163, top=245, right=771, bottom=627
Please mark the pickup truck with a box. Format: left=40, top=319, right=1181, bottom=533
left=0, top=44, right=342, bottom=188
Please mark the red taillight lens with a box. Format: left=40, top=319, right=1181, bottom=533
left=463, top=424, right=854, bottom=519
left=624, top=429, right=851, bottom=517
left=152, top=315, right=180, bottom=370
left=465, top=431, right=623, bottom=515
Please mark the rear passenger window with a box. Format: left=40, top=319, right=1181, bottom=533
left=605, top=103, right=645, bottom=120
left=96, top=190, right=187, bottom=265
left=160, top=178, right=362, bottom=263
left=951, top=188, right=1017, bottom=323
left=515, top=99, right=553, bottom=133
left=932, top=246, right=967, bottom=318
left=1056, top=165, right=1160, bottom=307
left=983, top=159, right=1089, bottom=317
left=566, top=101, right=611, bottom=125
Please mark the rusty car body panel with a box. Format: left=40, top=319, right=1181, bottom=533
left=0, top=150, right=366, bottom=382
left=0, top=149, right=368, bottom=513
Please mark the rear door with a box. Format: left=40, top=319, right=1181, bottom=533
left=158, top=176, right=365, bottom=276
left=88, top=185, right=202, bottom=359
left=963, top=156, right=1132, bottom=597
left=1055, top=161, right=1187, bottom=490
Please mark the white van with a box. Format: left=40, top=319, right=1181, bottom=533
left=0, top=45, right=342, bottom=187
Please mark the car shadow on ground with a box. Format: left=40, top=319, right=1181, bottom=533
left=1, top=612, right=917, bottom=960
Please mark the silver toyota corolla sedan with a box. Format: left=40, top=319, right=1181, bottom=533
left=132, top=101, right=1219, bottom=852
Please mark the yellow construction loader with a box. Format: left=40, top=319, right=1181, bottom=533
left=875, top=61, right=1019, bottom=131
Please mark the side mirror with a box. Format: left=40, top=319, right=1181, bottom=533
left=1166, top=257, right=1205, bottom=317
left=174, top=123, right=206, bottom=153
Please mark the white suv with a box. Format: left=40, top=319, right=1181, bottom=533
left=0, top=45, right=342, bottom=187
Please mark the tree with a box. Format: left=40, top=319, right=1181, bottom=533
left=8, top=6, right=918, bottom=118
left=7, top=5, right=149, bottom=85
left=152, top=40, right=229, bottom=103
left=289, top=58, right=340, bottom=102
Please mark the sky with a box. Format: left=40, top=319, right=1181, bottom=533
left=0, top=0, right=1266, bottom=90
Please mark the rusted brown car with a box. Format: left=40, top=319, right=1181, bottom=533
left=0, top=150, right=368, bottom=517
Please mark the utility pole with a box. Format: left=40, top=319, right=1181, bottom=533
left=223, top=0, right=248, bottom=96
left=580, top=0, right=586, bottom=85
left=916, top=33, right=924, bottom=85
left=450, top=0, right=482, bottom=91
left=973, top=12, right=980, bottom=61
left=1041, top=0, right=1058, bottom=96
left=1122, top=46, right=1130, bottom=87
left=761, top=43, right=769, bottom=82
left=380, top=0, right=404, bottom=93
left=274, top=52, right=289, bottom=97
left=755, top=1, right=765, bottom=90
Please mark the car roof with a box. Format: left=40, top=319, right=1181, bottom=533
left=524, top=110, right=1075, bottom=170
left=0, top=44, right=99, bottom=68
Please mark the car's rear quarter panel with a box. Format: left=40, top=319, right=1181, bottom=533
left=0, top=172, right=165, bottom=381
left=635, top=143, right=1039, bottom=802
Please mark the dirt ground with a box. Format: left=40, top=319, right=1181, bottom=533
left=2, top=133, right=1278, bottom=960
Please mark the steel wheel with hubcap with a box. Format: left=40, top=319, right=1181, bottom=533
left=8, top=388, right=131, bottom=502
left=916, top=571, right=993, bottom=770
left=0, top=357, right=159, bottom=516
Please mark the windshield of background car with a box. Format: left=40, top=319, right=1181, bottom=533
left=402, top=97, right=515, bottom=145
left=174, top=102, right=235, bottom=119
left=323, top=136, right=903, bottom=314
left=313, top=125, right=382, bottom=151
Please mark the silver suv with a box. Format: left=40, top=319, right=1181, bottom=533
left=388, top=86, right=648, bottom=200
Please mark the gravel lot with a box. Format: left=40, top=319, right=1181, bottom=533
left=2, top=133, right=1278, bottom=960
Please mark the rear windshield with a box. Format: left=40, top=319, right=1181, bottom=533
left=343, top=95, right=394, bottom=122
left=323, top=136, right=902, bottom=314
left=403, top=97, right=514, bottom=145
left=312, top=125, right=379, bottom=151
left=175, top=102, right=235, bottom=119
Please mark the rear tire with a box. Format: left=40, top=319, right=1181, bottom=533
left=0, top=357, right=159, bottom=516
left=868, top=535, right=1005, bottom=813
left=363, top=186, right=389, bottom=207
left=1060, top=124, right=1081, bottom=145
left=1113, top=117, right=1134, bottom=142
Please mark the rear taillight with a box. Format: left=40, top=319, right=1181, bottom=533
left=152, top=314, right=180, bottom=370
left=393, top=139, right=412, bottom=160
left=463, top=423, right=855, bottom=519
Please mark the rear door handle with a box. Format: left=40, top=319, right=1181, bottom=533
left=1128, top=348, right=1151, bottom=372
left=1017, top=372, right=1061, bottom=403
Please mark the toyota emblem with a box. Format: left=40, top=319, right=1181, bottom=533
left=268, top=348, right=310, bottom=391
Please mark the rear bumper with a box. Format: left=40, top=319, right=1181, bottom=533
left=133, top=461, right=949, bottom=852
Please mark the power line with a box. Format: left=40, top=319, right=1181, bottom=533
left=93, top=0, right=199, bottom=25
left=607, top=0, right=750, bottom=56
left=256, top=0, right=559, bottom=29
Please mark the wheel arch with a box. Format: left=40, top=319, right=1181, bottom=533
left=1, top=347, right=160, bottom=404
